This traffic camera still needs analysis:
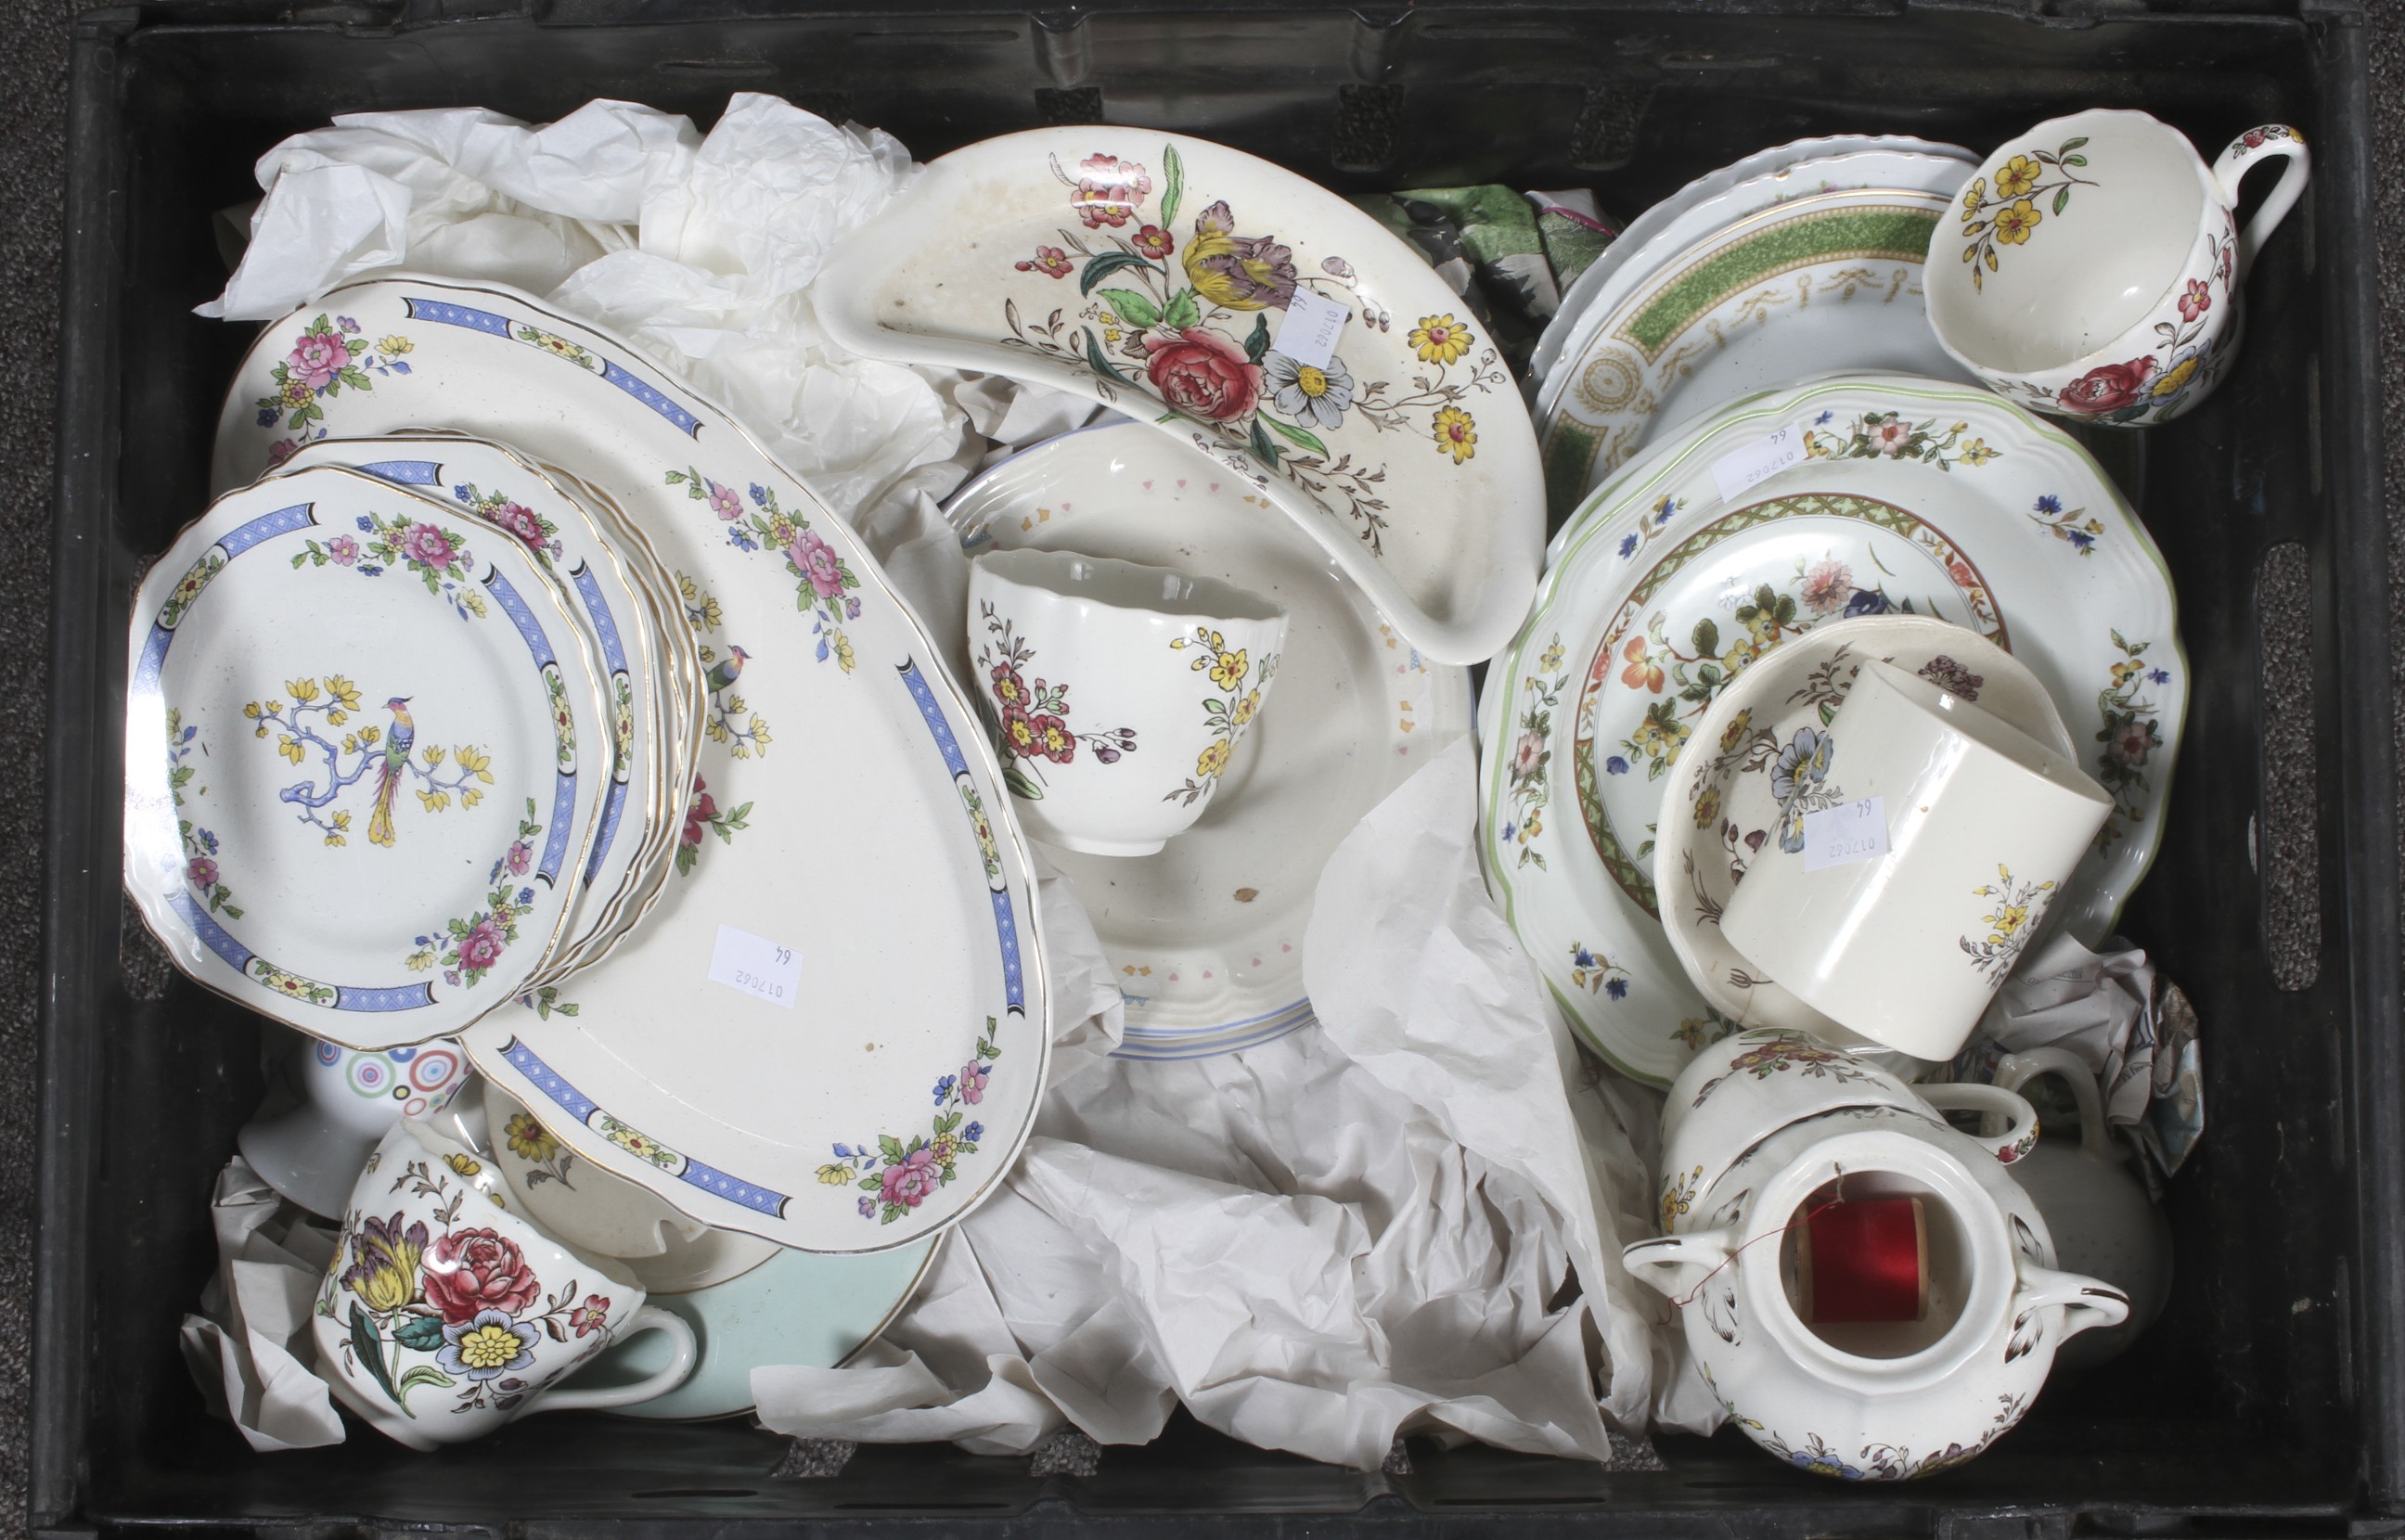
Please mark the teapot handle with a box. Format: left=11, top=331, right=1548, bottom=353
left=1921, top=1082, right=2041, bottom=1165
left=2012, top=1260, right=2131, bottom=1342
left=1621, top=1228, right=1736, bottom=1301
left=1994, top=1046, right=2111, bottom=1159
left=2211, top=125, right=2310, bottom=280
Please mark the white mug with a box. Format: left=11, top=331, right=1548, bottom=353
left=968, top=548, right=1287, bottom=857
left=1719, top=661, right=2114, bottom=1061
left=313, top=1119, right=697, bottom=1448
left=1928, top=108, right=2309, bottom=426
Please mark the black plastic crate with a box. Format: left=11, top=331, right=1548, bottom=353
left=34, top=1, right=2397, bottom=1533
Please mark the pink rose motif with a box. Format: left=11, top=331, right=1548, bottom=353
left=399, top=522, right=457, bottom=570
left=2056, top=356, right=2157, bottom=416
left=880, top=1147, right=942, bottom=1209
left=1071, top=154, right=1151, bottom=228
left=2108, top=723, right=2154, bottom=768
left=328, top=534, right=358, bottom=566
left=456, top=918, right=507, bottom=975
left=1510, top=729, right=1545, bottom=781
left=682, top=779, right=716, bottom=849
left=186, top=856, right=218, bottom=890
left=490, top=502, right=547, bottom=551
left=422, top=1227, right=542, bottom=1324
left=2244, top=129, right=2266, bottom=149
left=1141, top=327, right=1264, bottom=422
left=789, top=530, right=847, bottom=599
left=506, top=840, right=532, bottom=877
left=286, top=327, right=349, bottom=391
left=265, top=439, right=300, bottom=468
left=2177, top=280, right=2212, bottom=324
left=570, top=1293, right=611, bottom=1338
left=1869, top=417, right=1912, bottom=456
left=959, top=1061, right=989, bottom=1106
left=707, top=482, right=741, bottom=522
left=1800, top=558, right=1854, bottom=615
left=1015, top=245, right=1074, bottom=279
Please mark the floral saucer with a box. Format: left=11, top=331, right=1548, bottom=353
left=944, top=420, right=1473, bottom=1059
left=1538, top=184, right=1979, bottom=516
left=1479, top=373, right=2183, bottom=1085
left=124, top=466, right=612, bottom=1046
left=1657, top=614, right=2074, bottom=1035
left=212, top=278, right=1048, bottom=1253
left=818, top=128, right=1542, bottom=666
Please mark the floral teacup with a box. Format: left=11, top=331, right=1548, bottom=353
left=968, top=547, right=1287, bottom=856
left=1927, top=109, right=2309, bottom=426
left=238, top=1032, right=470, bottom=1218
left=313, top=1119, right=696, bottom=1449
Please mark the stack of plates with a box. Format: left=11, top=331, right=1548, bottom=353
left=1532, top=135, right=1983, bottom=518
left=128, top=276, right=1049, bottom=1256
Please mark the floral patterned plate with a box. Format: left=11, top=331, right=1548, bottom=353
left=1479, top=373, right=2183, bottom=1085
left=212, top=277, right=1049, bottom=1254
left=1537, top=185, right=1980, bottom=518
left=817, top=128, right=1542, bottom=666
left=944, top=420, right=1473, bottom=1060
left=271, top=435, right=693, bottom=983
left=1657, top=614, right=2074, bottom=1038
left=124, top=465, right=613, bottom=1047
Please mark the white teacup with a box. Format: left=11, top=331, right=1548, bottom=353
left=239, top=1033, right=470, bottom=1218
left=1719, top=661, right=2113, bottom=1061
left=313, top=1119, right=697, bottom=1448
left=967, top=548, right=1287, bottom=857
left=1928, top=108, right=2309, bottom=427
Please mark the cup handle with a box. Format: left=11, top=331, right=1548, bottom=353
left=2012, top=1259, right=2131, bottom=1341
left=1621, top=1228, right=1736, bottom=1300
left=1921, top=1082, right=2041, bottom=1164
left=1994, top=1046, right=2111, bottom=1159
left=524, top=1306, right=698, bottom=1415
left=2212, top=125, right=2310, bottom=279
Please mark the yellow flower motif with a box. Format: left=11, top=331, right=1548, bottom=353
left=1991, top=199, right=2041, bottom=246
left=406, top=947, right=435, bottom=972
left=1960, top=176, right=1986, bottom=216
left=1433, top=406, right=1477, bottom=464
left=1208, top=649, right=1248, bottom=691
left=422, top=745, right=445, bottom=767
left=503, top=1111, right=557, bottom=1163
left=455, top=746, right=495, bottom=784
left=1630, top=715, right=1690, bottom=760
left=376, top=334, right=414, bottom=356
left=1196, top=739, right=1233, bottom=779
left=1537, top=641, right=1565, bottom=673
left=1409, top=314, right=1473, bottom=366
left=835, top=634, right=857, bottom=674
left=358, top=725, right=380, bottom=746
left=2150, top=356, right=2200, bottom=398
left=324, top=831, right=346, bottom=848
left=277, top=735, right=303, bottom=765
left=1232, top=689, right=1261, bottom=725
left=1960, top=439, right=1996, bottom=467
left=417, top=789, right=451, bottom=814
left=1994, top=155, right=2042, bottom=199
left=444, top=1153, right=482, bottom=1179
left=327, top=674, right=362, bottom=710
left=326, top=709, right=347, bottom=726
left=286, top=678, right=319, bottom=704
left=1692, top=784, right=1723, bottom=828
left=242, top=701, right=263, bottom=719
left=817, top=1163, right=853, bottom=1186
left=454, top=1322, right=524, bottom=1372
left=1292, top=364, right=1331, bottom=399
left=1718, top=708, right=1754, bottom=754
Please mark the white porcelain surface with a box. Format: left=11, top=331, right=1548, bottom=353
left=1534, top=135, right=1977, bottom=389
left=1927, top=109, right=2309, bottom=425
left=1659, top=615, right=2074, bottom=1040
left=817, top=127, right=1543, bottom=665
left=1656, top=1027, right=2041, bottom=1235
left=1538, top=180, right=1979, bottom=509
left=1626, top=1110, right=2127, bottom=1480
left=970, top=548, right=1287, bottom=858
left=1480, top=373, right=2182, bottom=1085
left=1992, top=1046, right=2172, bottom=1367
left=944, top=421, right=1472, bottom=1059
left=1719, top=661, right=2114, bottom=1062
left=212, top=277, right=1049, bottom=1254
left=315, top=1120, right=697, bottom=1448
left=239, top=1034, right=471, bottom=1218
left=125, top=465, right=612, bottom=1046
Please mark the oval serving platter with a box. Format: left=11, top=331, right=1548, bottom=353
left=818, top=127, right=1543, bottom=666
left=213, top=276, right=1050, bottom=1254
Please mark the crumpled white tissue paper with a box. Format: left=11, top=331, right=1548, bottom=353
left=178, top=1157, right=345, bottom=1452
left=755, top=738, right=1666, bottom=1469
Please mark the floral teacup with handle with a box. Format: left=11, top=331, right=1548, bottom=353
left=1927, top=108, right=2309, bottom=426
left=312, top=1119, right=697, bottom=1448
